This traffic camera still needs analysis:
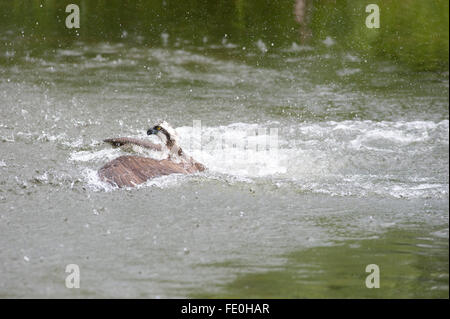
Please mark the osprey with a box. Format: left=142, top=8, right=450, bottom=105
left=98, top=121, right=205, bottom=188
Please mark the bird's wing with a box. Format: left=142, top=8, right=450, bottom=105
left=98, top=156, right=188, bottom=187
left=103, top=137, right=162, bottom=151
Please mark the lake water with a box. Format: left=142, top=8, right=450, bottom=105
left=0, top=24, right=448, bottom=297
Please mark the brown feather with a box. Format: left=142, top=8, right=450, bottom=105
left=104, top=137, right=162, bottom=151
left=98, top=155, right=205, bottom=188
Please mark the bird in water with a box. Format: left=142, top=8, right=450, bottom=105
left=98, top=121, right=205, bottom=188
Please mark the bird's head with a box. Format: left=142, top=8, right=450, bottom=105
left=147, top=121, right=179, bottom=149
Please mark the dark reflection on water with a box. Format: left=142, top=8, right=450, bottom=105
left=1, top=0, right=448, bottom=70
left=192, top=227, right=449, bottom=298
left=0, top=0, right=298, bottom=51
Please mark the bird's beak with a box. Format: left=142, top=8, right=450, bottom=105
left=147, top=128, right=158, bottom=135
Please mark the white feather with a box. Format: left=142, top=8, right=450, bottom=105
left=157, top=121, right=179, bottom=144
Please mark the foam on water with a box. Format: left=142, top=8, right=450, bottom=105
left=81, top=168, right=115, bottom=192
left=69, top=120, right=448, bottom=199
left=177, top=123, right=286, bottom=177
left=70, top=148, right=123, bottom=163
